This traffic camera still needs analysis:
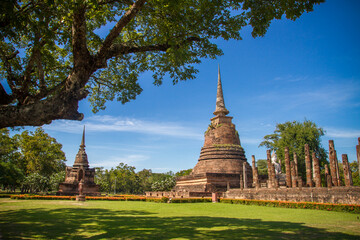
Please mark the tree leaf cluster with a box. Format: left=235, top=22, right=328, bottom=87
left=259, top=119, right=327, bottom=180
left=95, top=163, right=190, bottom=194
left=0, top=127, right=66, bottom=192
left=0, top=0, right=324, bottom=127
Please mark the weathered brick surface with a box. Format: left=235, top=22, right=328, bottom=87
left=329, top=140, right=338, bottom=186
left=342, top=154, right=353, bottom=187
left=252, top=155, right=259, bottom=188
left=173, top=70, right=252, bottom=193
left=312, top=153, right=321, bottom=188
left=293, top=152, right=299, bottom=176
left=225, top=187, right=360, bottom=204
left=58, top=128, right=99, bottom=196
left=284, top=147, right=291, bottom=188
left=290, top=161, right=297, bottom=188
left=304, top=144, right=313, bottom=187
left=266, top=150, right=276, bottom=188
left=357, top=137, right=360, bottom=180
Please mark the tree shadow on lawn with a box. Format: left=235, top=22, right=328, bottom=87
left=0, top=207, right=358, bottom=240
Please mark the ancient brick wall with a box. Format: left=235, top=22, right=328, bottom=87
left=225, top=187, right=360, bottom=204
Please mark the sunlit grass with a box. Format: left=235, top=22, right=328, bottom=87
left=0, top=199, right=359, bottom=239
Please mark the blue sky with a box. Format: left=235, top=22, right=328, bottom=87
left=19, top=0, right=360, bottom=172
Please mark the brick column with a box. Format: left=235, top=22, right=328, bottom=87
left=342, top=154, right=353, bottom=187
left=290, top=161, right=297, bottom=187
left=252, top=155, right=259, bottom=188
left=272, top=163, right=279, bottom=188
left=304, top=144, right=313, bottom=187
left=266, top=150, right=273, bottom=188
left=325, top=164, right=332, bottom=188
left=312, top=152, right=321, bottom=187
left=357, top=137, right=360, bottom=180
left=239, top=170, right=244, bottom=190
left=284, top=147, right=292, bottom=188
left=243, top=162, right=248, bottom=189
left=335, top=151, right=341, bottom=186
left=293, top=152, right=298, bottom=176
left=329, top=140, right=338, bottom=186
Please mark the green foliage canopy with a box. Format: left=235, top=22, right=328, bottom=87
left=0, top=127, right=66, bottom=192
left=259, top=120, right=327, bottom=180
left=0, top=0, right=324, bottom=128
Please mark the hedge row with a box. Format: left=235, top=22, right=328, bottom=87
left=220, top=198, right=360, bottom=214
left=0, top=194, right=12, bottom=198
left=8, top=195, right=360, bottom=213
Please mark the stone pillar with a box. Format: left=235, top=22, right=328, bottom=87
left=266, top=150, right=273, bottom=188
left=298, top=178, right=303, bottom=189
left=239, top=169, right=244, bottom=190
left=357, top=137, right=360, bottom=180
left=335, top=151, right=341, bottom=186
left=284, top=147, right=292, bottom=188
left=290, top=161, right=297, bottom=187
left=325, top=164, right=332, bottom=188
left=251, top=155, right=259, bottom=188
left=293, top=152, right=298, bottom=176
left=272, top=163, right=279, bottom=188
left=304, top=144, right=313, bottom=187
left=329, top=140, right=338, bottom=186
left=312, top=152, right=321, bottom=187
left=212, top=192, right=219, bottom=203
left=342, top=154, right=353, bottom=187
left=243, top=162, right=248, bottom=189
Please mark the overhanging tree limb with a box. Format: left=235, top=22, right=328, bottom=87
left=0, top=0, right=324, bottom=128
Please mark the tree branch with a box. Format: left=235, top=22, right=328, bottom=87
left=106, top=36, right=201, bottom=59
left=0, top=88, right=88, bottom=128
left=95, top=0, right=147, bottom=67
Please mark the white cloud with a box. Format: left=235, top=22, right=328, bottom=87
left=325, top=127, right=360, bottom=139
left=255, top=78, right=360, bottom=111
left=44, top=115, right=203, bottom=140
left=241, top=137, right=263, bottom=145
left=91, top=154, right=150, bottom=168
left=274, top=75, right=309, bottom=83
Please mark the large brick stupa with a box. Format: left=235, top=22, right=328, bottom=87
left=173, top=67, right=252, bottom=194
left=58, top=127, right=100, bottom=196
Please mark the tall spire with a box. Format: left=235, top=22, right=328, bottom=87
left=74, top=126, right=89, bottom=167
left=80, top=125, right=85, bottom=149
left=213, top=65, right=229, bottom=116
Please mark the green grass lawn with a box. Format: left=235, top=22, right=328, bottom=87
left=0, top=199, right=359, bottom=239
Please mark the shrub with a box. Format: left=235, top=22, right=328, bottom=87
left=220, top=198, right=360, bottom=214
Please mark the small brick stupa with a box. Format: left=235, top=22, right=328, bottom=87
left=174, top=67, right=252, bottom=194
left=58, top=127, right=99, bottom=196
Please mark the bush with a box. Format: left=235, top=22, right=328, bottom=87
left=171, top=198, right=212, bottom=203
left=220, top=198, right=360, bottom=214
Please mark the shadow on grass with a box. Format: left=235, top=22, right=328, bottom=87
left=0, top=207, right=358, bottom=239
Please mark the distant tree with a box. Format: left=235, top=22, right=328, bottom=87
left=21, top=172, right=50, bottom=193
left=350, top=162, right=360, bottom=187
left=15, top=127, right=66, bottom=177
left=259, top=120, right=327, bottom=180
left=0, top=128, right=24, bottom=191
left=175, top=169, right=192, bottom=177
left=256, top=159, right=268, bottom=176
left=137, top=168, right=153, bottom=192
left=151, top=177, right=176, bottom=192
left=49, top=171, right=66, bottom=192
left=0, top=0, right=324, bottom=128
left=112, top=162, right=141, bottom=194
left=1, top=127, right=66, bottom=192
left=0, top=161, right=24, bottom=192
left=94, top=167, right=112, bottom=194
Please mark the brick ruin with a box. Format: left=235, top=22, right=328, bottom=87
left=145, top=69, right=360, bottom=204
left=147, top=67, right=252, bottom=198
left=58, top=127, right=100, bottom=196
